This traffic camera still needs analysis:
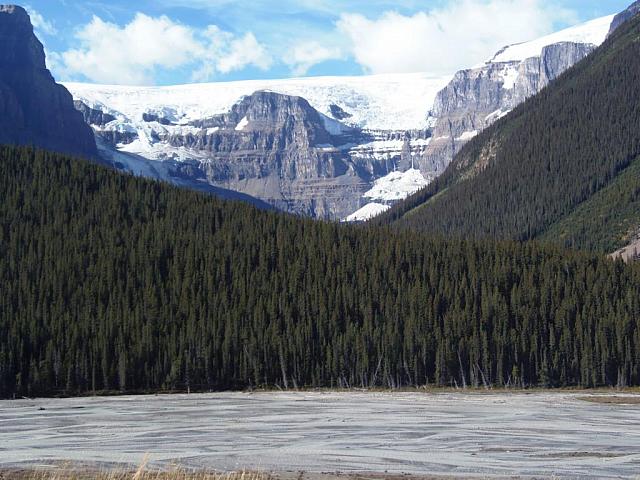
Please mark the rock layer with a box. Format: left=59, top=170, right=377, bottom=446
left=417, top=42, right=597, bottom=175
left=88, top=91, right=420, bottom=219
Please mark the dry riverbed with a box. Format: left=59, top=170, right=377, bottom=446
left=1, top=392, right=640, bottom=479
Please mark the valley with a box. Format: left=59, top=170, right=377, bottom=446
left=2, top=2, right=640, bottom=477
left=2, top=0, right=640, bottom=396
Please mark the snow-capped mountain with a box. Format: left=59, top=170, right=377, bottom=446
left=64, top=13, right=618, bottom=220
left=489, top=15, right=613, bottom=63
left=419, top=14, right=614, bottom=180
left=66, top=75, right=445, bottom=219
left=66, top=73, right=450, bottom=133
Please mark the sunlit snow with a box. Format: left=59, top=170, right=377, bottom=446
left=490, top=15, right=614, bottom=63
left=456, top=130, right=479, bottom=142
left=500, top=65, right=520, bottom=90
left=64, top=73, right=453, bottom=132
left=235, top=116, right=249, bottom=131
left=344, top=202, right=390, bottom=222
left=364, top=168, right=431, bottom=202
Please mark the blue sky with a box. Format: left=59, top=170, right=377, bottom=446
left=23, top=0, right=632, bottom=85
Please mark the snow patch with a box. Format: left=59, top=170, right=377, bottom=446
left=321, top=114, right=351, bottom=135
left=349, top=139, right=405, bottom=161
left=364, top=168, right=431, bottom=202
left=353, top=139, right=405, bottom=151
left=500, top=65, right=520, bottom=90
left=235, top=116, right=249, bottom=131
left=485, top=109, right=511, bottom=122
left=410, top=138, right=432, bottom=148
left=456, top=130, right=479, bottom=142
left=344, top=203, right=390, bottom=222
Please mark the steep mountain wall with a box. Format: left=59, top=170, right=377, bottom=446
left=609, top=0, right=640, bottom=35
left=0, top=5, right=96, bottom=158
left=418, top=39, right=604, bottom=175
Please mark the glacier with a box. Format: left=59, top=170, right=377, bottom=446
left=65, top=73, right=451, bottom=133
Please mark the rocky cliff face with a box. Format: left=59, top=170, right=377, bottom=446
left=609, top=1, right=640, bottom=35
left=418, top=41, right=597, bottom=175
left=84, top=91, right=371, bottom=218
left=175, top=92, right=367, bottom=218
left=0, top=5, right=96, bottom=158
left=81, top=89, right=438, bottom=219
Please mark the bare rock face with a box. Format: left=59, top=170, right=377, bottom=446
left=84, top=91, right=371, bottom=218
left=180, top=92, right=366, bottom=218
left=417, top=42, right=596, bottom=175
left=74, top=100, right=116, bottom=127
left=83, top=89, right=441, bottom=219
left=0, top=5, right=96, bottom=158
left=609, top=1, right=640, bottom=36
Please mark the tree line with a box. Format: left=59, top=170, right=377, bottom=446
left=1, top=146, right=640, bottom=397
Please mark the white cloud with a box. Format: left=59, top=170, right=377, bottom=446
left=217, top=32, right=272, bottom=73
left=337, top=0, right=576, bottom=75
left=60, top=13, right=271, bottom=85
left=25, top=6, right=57, bottom=36
left=285, top=41, right=343, bottom=76
left=190, top=27, right=272, bottom=82
left=51, top=0, right=583, bottom=83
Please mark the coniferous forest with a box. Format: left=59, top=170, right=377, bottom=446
left=2, top=146, right=640, bottom=398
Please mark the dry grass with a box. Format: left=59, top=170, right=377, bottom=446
left=0, top=473, right=504, bottom=480
left=0, top=462, right=271, bottom=480
left=577, top=395, right=640, bottom=405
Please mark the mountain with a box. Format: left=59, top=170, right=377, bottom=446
left=609, top=0, right=640, bottom=34
left=421, top=15, right=613, bottom=178
left=0, top=5, right=96, bottom=158
left=377, top=11, right=640, bottom=256
left=66, top=75, right=445, bottom=219
left=3, top=144, right=640, bottom=397
left=64, top=13, right=618, bottom=219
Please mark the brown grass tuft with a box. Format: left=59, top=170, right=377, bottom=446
left=0, top=462, right=271, bottom=480
left=578, top=395, right=640, bottom=405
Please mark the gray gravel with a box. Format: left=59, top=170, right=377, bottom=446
left=1, top=392, right=640, bottom=478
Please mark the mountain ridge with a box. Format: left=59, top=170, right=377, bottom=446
left=0, top=3, right=631, bottom=222
left=376, top=10, right=640, bottom=255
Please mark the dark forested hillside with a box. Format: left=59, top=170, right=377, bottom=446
left=377, top=14, right=640, bottom=254
left=1, top=145, right=640, bottom=397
